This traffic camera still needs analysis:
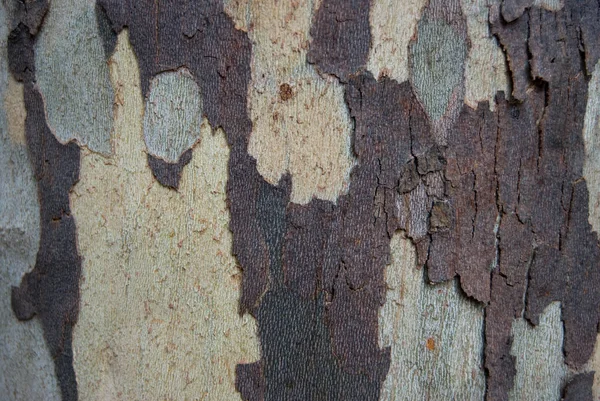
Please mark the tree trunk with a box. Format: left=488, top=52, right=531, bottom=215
left=1, top=0, right=600, bottom=400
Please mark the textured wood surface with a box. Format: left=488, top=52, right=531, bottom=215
left=143, top=69, right=203, bottom=163
left=1, top=0, right=600, bottom=400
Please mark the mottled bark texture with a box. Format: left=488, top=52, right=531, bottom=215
left=7, top=0, right=600, bottom=400
left=7, top=2, right=81, bottom=400
left=97, top=0, right=394, bottom=399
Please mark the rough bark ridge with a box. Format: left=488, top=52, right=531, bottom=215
left=7, top=1, right=81, bottom=400
left=482, top=3, right=600, bottom=400
left=421, top=1, right=600, bottom=399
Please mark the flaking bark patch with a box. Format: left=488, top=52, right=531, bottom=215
left=479, top=3, right=600, bottom=399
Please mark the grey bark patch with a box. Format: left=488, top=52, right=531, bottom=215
left=410, top=17, right=467, bottom=121
left=34, top=0, right=114, bottom=155
left=509, top=302, right=567, bottom=401
left=143, top=69, right=203, bottom=164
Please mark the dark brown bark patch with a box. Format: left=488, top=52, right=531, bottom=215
left=8, top=4, right=81, bottom=400
left=490, top=8, right=530, bottom=101
left=501, top=0, right=533, bottom=23
left=147, top=149, right=193, bottom=190
left=427, top=102, right=497, bottom=302
left=307, top=0, right=371, bottom=81
left=563, top=372, right=595, bottom=401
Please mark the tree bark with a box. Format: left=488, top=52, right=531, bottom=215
left=1, top=0, right=600, bottom=400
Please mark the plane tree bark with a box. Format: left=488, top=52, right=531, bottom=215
left=1, top=1, right=600, bottom=401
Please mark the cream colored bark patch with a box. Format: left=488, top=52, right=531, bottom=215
left=462, top=0, right=508, bottom=111
left=35, top=0, right=114, bottom=154
left=4, top=75, right=26, bottom=145
left=367, top=0, right=427, bottom=84
left=534, top=0, right=563, bottom=10
left=244, top=0, right=354, bottom=204
left=379, top=233, right=486, bottom=401
left=584, top=60, right=600, bottom=233
left=509, top=302, right=567, bottom=401
left=223, top=0, right=250, bottom=31
left=71, top=31, right=259, bottom=401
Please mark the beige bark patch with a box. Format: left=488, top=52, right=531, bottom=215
left=4, top=75, right=26, bottom=144
left=584, top=60, right=600, bottom=233
left=367, top=0, right=427, bottom=83
left=241, top=0, right=354, bottom=205
left=71, top=31, right=259, bottom=401
left=379, top=233, right=486, bottom=400
left=509, top=302, right=567, bottom=401
left=584, top=60, right=600, bottom=401
left=462, top=0, right=508, bottom=111
left=223, top=0, right=250, bottom=31
left=534, top=0, right=564, bottom=10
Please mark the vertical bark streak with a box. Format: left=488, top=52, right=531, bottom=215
left=8, top=3, right=81, bottom=400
